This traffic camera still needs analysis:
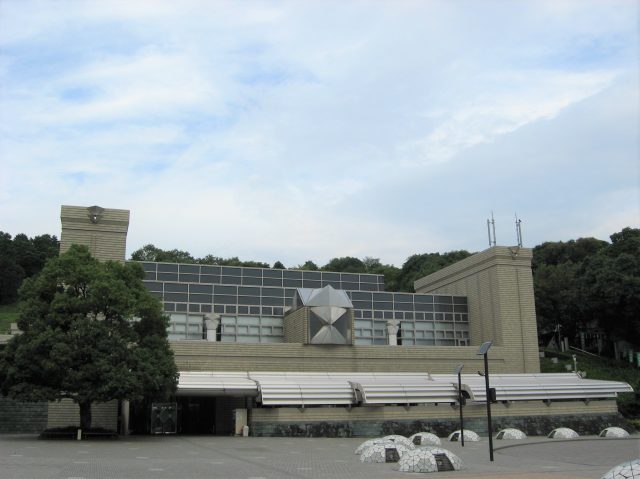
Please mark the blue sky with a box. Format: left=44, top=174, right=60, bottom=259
left=0, top=0, right=638, bottom=267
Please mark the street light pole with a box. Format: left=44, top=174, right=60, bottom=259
left=477, top=341, right=494, bottom=462
left=455, top=363, right=465, bottom=447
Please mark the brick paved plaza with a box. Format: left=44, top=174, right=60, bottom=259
left=0, top=434, right=638, bottom=479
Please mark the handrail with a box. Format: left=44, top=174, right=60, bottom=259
left=568, top=346, right=599, bottom=357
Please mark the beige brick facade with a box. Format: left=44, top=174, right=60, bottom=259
left=60, top=205, right=130, bottom=262
left=414, top=246, right=540, bottom=373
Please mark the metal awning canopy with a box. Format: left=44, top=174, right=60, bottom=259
left=177, top=371, right=633, bottom=405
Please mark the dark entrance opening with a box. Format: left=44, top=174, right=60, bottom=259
left=178, top=397, right=216, bottom=434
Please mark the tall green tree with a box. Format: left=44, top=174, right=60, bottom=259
left=0, top=245, right=177, bottom=430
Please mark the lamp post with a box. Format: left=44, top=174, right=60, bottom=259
left=477, top=340, right=494, bottom=461
left=454, top=363, right=465, bottom=447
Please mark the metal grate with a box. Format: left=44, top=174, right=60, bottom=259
left=434, top=453, right=454, bottom=471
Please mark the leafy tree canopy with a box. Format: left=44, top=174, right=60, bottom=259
left=0, top=231, right=59, bottom=304
left=0, top=245, right=177, bottom=430
left=130, top=244, right=268, bottom=268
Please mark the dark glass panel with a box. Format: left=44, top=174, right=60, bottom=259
left=435, top=295, right=453, bottom=304
left=179, top=273, right=199, bottom=283
left=373, top=311, right=383, bottom=318
left=157, top=272, right=178, bottom=282
left=352, top=301, right=372, bottom=310
left=341, top=273, right=359, bottom=282
left=214, top=285, right=237, bottom=295
left=176, top=303, right=187, bottom=312
left=164, top=302, right=175, bottom=312
left=351, top=291, right=372, bottom=301
left=249, top=307, right=260, bottom=315
left=179, top=264, right=199, bottom=274
left=226, top=306, right=236, bottom=314
left=372, top=292, right=393, bottom=302
left=283, top=279, right=303, bottom=288
left=165, top=292, right=188, bottom=302
left=435, top=304, right=453, bottom=313
left=189, top=304, right=200, bottom=312
left=359, top=283, right=378, bottom=291
left=141, top=262, right=157, bottom=272
left=201, top=304, right=212, bottom=313
left=238, top=286, right=260, bottom=296
left=221, top=275, right=241, bottom=285
left=303, top=280, right=321, bottom=289
left=302, top=271, right=321, bottom=280
left=144, top=271, right=156, bottom=281
left=342, top=282, right=359, bottom=290
left=221, top=267, right=241, bottom=276
left=262, top=296, right=284, bottom=306
left=362, top=310, right=372, bottom=318
left=164, top=283, right=189, bottom=293
left=454, top=304, right=468, bottom=313
left=145, top=281, right=163, bottom=292
left=200, top=275, right=220, bottom=284
left=360, top=274, right=378, bottom=283
left=214, top=294, right=237, bottom=304
left=263, top=278, right=283, bottom=287
left=158, top=263, right=178, bottom=273
left=321, top=280, right=341, bottom=288
left=354, top=310, right=362, bottom=318
left=394, top=312, right=403, bottom=319
left=241, top=276, right=262, bottom=286
left=189, top=293, right=212, bottom=303
left=414, top=295, right=434, bottom=303
left=263, top=287, right=284, bottom=297
left=214, top=305, right=224, bottom=313
left=322, top=272, right=340, bottom=281
left=201, top=265, right=221, bottom=275
left=395, top=302, right=413, bottom=311
left=242, top=268, right=262, bottom=277
left=189, top=284, right=212, bottom=294
left=284, top=288, right=295, bottom=297
left=261, top=307, right=272, bottom=315
left=273, top=307, right=283, bottom=316
left=263, top=269, right=283, bottom=278
left=283, top=270, right=302, bottom=279
left=383, top=312, right=393, bottom=319
left=415, top=303, right=434, bottom=312
left=238, top=296, right=260, bottom=305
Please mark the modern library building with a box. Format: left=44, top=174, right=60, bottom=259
left=0, top=205, right=633, bottom=437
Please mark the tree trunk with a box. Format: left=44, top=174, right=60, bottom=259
left=79, top=401, right=92, bottom=431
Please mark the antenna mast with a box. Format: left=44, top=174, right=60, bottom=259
left=515, top=214, right=523, bottom=247
left=487, top=212, right=497, bottom=247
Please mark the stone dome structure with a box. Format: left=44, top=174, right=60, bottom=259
left=601, top=459, right=640, bottom=479
left=447, top=430, right=480, bottom=442
left=397, top=447, right=463, bottom=473
left=360, top=443, right=410, bottom=463
left=409, top=432, right=441, bottom=446
left=547, top=427, right=579, bottom=439
left=599, top=427, right=630, bottom=438
left=354, top=438, right=393, bottom=455
left=382, top=435, right=415, bottom=449
left=496, top=428, right=527, bottom=440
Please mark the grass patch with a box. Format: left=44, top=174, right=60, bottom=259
left=0, top=303, right=19, bottom=333
left=541, top=349, right=640, bottom=419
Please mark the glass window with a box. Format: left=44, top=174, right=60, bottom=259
left=165, top=292, right=187, bottom=302
left=341, top=273, right=359, bottom=282
left=238, top=306, right=248, bottom=315
left=165, top=283, right=188, bottom=293
left=372, top=292, right=393, bottom=302
left=283, top=279, right=303, bottom=288
left=222, top=267, right=241, bottom=276
left=164, top=302, right=175, bottom=311
left=179, top=274, right=199, bottom=283
left=262, top=296, right=284, bottom=306
left=249, top=306, right=260, bottom=315
left=263, top=269, right=283, bottom=278
left=157, top=272, right=178, bottom=282
left=373, top=301, right=392, bottom=310
left=201, top=265, right=221, bottom=275
left=237, top=316, right=260, bottom=326
left=201, top=305, right=211, bottom=313
left=141, top=262, right=157, bottom=272
left=144, top=271, right=156, bottom=281
left=414, top=295, right=433, bottom=304
left=188, top=304, right=200, bottom=312
left=200, top=275, right=220, bottom=284
left=302, top=271, right=321, bottom=281
left=225, top=306, right=236, bottom=314
left=262, top=287, right=284, bottom=297
left=221, top=275, right=241, bottom=285
left=238, top=286, right=260, bottom=296
left=214, top=294, right=237, bottom=304
left=214, top=305, right=224, bottom=313
left=214, top=285, right=237, bottom=295
left=145, top=281, right=163, bottom=292
left=190, top=284, right=212, bottom=294
left=342, top=282, right=359, bottom=290
left=241, top=276, right=262, bottom=286
left=243, top=268, right=262, bottom=277
left=362, top=310, right=372, bottom=319
left=158, top=263, right=178, bottom=273
left=263, top=278, right=283, bottom=287
left=189, top=293, right=212, bottom=303
left=353, top=300, right=372, bottom=310
left=179, top=264, right=199, bottom=274
left=360, top=283, right=378, bottom=291
left=435, top=295, right=453, bottom=304
left=283, top=270, right=302, bottom=280
left=302, top=280, right=321, bottom=289
left=321, top=280, right=340, bottom=288
left=322, top=272, right=340, bottom=281
left=261, top=307, right=273, bottom=315
left=176, top=303, right=187, bottom=312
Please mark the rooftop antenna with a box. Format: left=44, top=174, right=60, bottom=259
left=515, top=214, right=523, bottom=247
left=487, top=212, right=497, bottom=247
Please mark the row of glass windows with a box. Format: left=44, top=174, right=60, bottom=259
left=145, top=281, right=468, bottom=313
left=220, top=316, right=284, bottom=343
left=163, top=301, right=286, bottom=317
left=137, top=262, right=384, bottom=290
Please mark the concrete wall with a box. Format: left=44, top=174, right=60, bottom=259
left=47, top=399, right=118, bottom=430
left=414, top=246, right=540, bottom=373
left=0, top=398, right=48, bottom=433
left=172, top=341, right=513, bottom=374
left=283, top=308, right=308, bottom=343
left=60, top=205, right=130, bottom=263
left=250, top=400, right=623, bottom=437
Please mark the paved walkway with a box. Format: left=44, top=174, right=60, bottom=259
left=0, top=434, right=638, bottom=479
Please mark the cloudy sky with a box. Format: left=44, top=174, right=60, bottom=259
left=0, top=0, right=638, bottom=267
